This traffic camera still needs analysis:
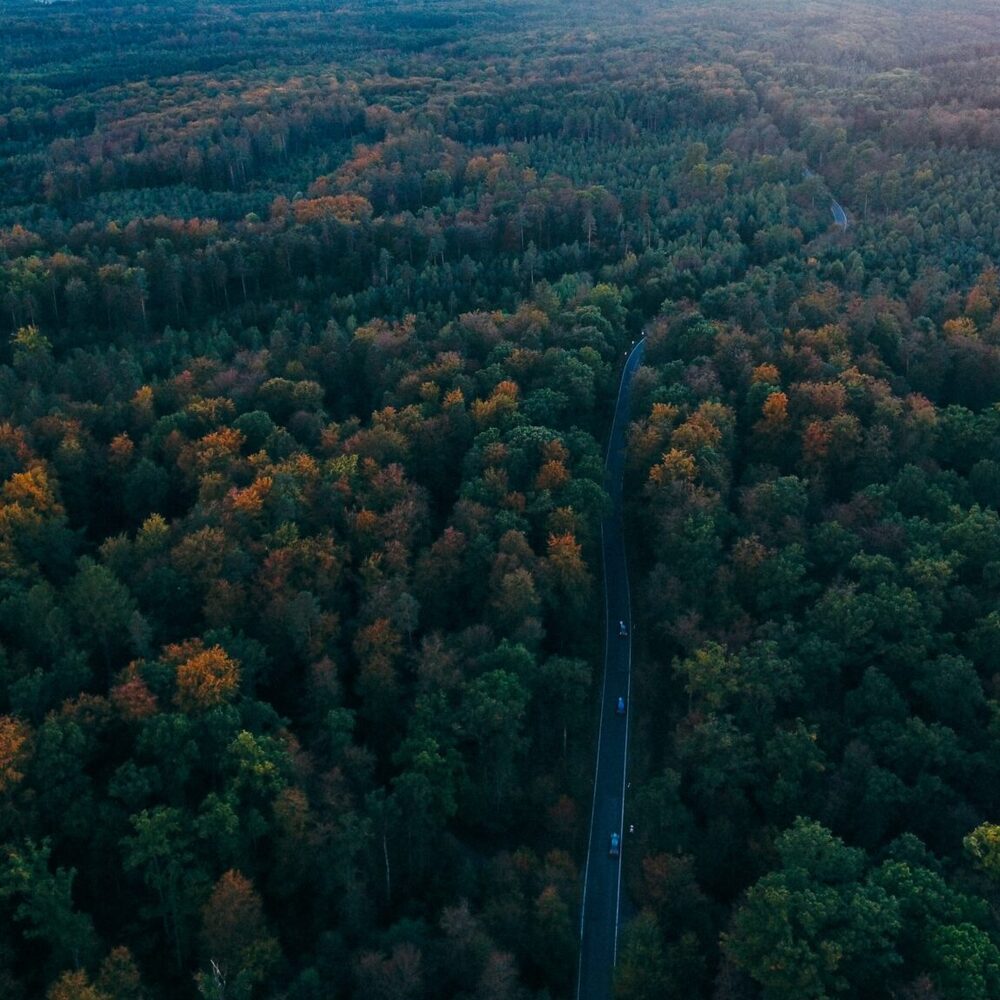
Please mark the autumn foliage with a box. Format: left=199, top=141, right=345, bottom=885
left=173, top=644, right=241, bottom=712
left=0, top=716, right=31, bottom=793
left=3, top=0, right=1000, bottom=998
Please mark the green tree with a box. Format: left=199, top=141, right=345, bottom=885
left=724, top=819, right=901, bottom=998
left=122, top=806, right=206, bottom=972
left=460, top=670, right=529, bottom=821
left=65, top=559, right=139, bottom=674
left=925, top=923, right=1000, bottom=1000
left=614, top=910, right=669, bottom=1000
left=0, top=839, right=98, bottom=975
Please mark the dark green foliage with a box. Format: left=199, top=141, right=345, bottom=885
left=3, top=0, right=1000, bottom=997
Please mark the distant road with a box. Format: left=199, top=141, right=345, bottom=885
left=576, top=336, right=645, bottom=1000
left=830, top=198, right=848, bottom=229
left=804, top=167, right=849, bottom=229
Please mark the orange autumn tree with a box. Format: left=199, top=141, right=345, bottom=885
left=292, top=194, right=373, bottom=225
left=170, top=641, right=241, bottom=711
left=535, top=457, right=570, bottom=492
left=649, top=448, right=698, bottom=487
left=544, top=532, right=591, bottom=600
left=0, top=716, right=32, bottom=794
left=471, top=380, right=520, bottom=428
left=353, top=618, right=403, bottom=723
left=760, top=391, right=789, bottom=426
left=110, top=670, right=159, bottom=722
left=535, top=438, right=571, bottom=492
left=542, top=531, right=592, bottom=632
left=751, top=363, right=781, bottom=385
left=626, top=402, right=680, bottom=473
left=801, top=420, right=832, bottom=465
left=670, top=401, right=734, bottom=456
left=0, top=463, right=66, bottom=579
left=46, top=970, right=109, bottom=1000
left=752, top=391, right=790, bottom=450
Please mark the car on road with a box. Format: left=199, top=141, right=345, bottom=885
left=618, top=620, right=628, bottom=638
left=616, top=696, right=626, bottom=715
left=609, top=832, right=620, bottom=857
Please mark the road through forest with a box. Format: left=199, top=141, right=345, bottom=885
left=576, top=336, right=645, bottom=1000
left=804, top=166, right=848, bottom=228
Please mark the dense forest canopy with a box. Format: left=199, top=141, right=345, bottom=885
left=3, top=0, right=1000, bottom=997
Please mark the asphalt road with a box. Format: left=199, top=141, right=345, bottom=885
left=576, top=336, right=645, bottom=1000
left=831, top=198, right=849, bottom=229
left=803, top=167, right=848, bottom=229
left=804, top=166, right=848, bottom=229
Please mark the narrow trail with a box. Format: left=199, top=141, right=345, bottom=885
left=576, top=336, right=645, bottom=1000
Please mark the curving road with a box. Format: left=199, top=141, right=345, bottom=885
left=830, top=198, right=848, bottom=229
left=576, top=336, right=645, bottom=1000
left=804, top=166, right=848, bottom=229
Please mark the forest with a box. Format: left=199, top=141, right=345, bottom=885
left=3, top=0, right=1000, bottom=997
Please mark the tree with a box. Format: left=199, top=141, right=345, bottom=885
left=724, top=819, right=901, bottom=998
left=530, top=884, right=576, bottom=990
left=614, top=910, right=669, bottom=1000
left=474, top=950, right=523, bottom=1000
left=637, top=853, right=712, bottom=941
left=964, top=825, right=1000, bottom=881
left=460, top=670, right=529, bottom=820
left=11, top=324, right=53, bottom=379
left=198, top=870, right=279, bottom=1000
left=438, top=900, right=494, bottom=995
left=122, top=807, right=204, bottom=972
left=542, top=532, right=591, bottom=624
left=174, top=645, right=241, bottom=712
left=0, top=839, right=98, bottom=975
left=390, top=732, right=465, bottom=882
left=46, top=970, right=109, bottom=1000
left=65, top=559, right=139, bottom=674
left=354, top=617, right=404, bottom=728
left=94, top=947, right=145, bottom=1000
left=537, top=655, right=590, bottom=762
left=354, top=943, right=424, bottom=1000
left=0, top=715, right=31, bottom=793
left=674, top=641, right=799, bottom=719
left=925, top=923, right=1000, bottom=1000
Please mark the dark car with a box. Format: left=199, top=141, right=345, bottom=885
left=616, top=696, right=626, bottom=715
left=618, top=620, right=628, bottom=638
left=609, top=832, right=620, bottom=857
